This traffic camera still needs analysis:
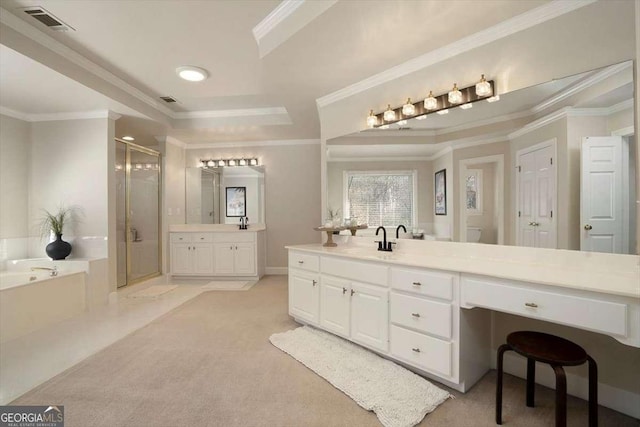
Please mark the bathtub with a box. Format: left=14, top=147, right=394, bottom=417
left=0, top=259, right=87, bottom=343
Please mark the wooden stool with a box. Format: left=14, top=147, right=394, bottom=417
left=496, top=331, right=598, bottom=427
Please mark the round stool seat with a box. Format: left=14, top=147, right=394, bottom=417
left=507, top=331, right=588, bottom=366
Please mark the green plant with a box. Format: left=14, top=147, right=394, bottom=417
left=39, top=205, right=81, bottom=238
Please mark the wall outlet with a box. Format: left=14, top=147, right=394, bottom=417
left=167, top=207, right=173, bottom=216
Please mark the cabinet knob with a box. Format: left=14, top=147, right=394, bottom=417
left=412, top=282, right=421, bottom=286
left=298, top=260, right=304, bottom=264
left=411, top=313, right=421, bottom=318
left=412, top=348, right=421, bottom=353
left=350, top=289, right=355, bottom=296
left=342, top=287, right=347, bottom=294
left=230, top=246, right=233, bottom=250
left=524, top=302, right=538, bottom=308
left=312, top=280, right=317, bottom=286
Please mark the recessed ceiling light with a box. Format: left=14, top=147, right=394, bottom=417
left=122, top=136, right=135, bottom=141
left=176, top=66, right=209, bottom=82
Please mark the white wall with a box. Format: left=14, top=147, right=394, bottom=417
left=0, top=114, right=30, bottom=264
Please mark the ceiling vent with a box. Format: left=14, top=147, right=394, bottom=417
left=21, top=7, right=75, bottom=31
left=160, top=96, right=178, bottom=103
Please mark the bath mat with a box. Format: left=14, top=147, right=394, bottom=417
left=128, top=285, right=178, bottom=298
left=201, top=280, right=256, bottom=291
left=269, top=326, right=450, bottom=427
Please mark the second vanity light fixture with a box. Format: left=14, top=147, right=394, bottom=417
left=198, top=158, right=259, bottom=168
left=366, top=75, right=495, bottom=128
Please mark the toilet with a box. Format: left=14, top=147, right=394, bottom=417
left=466, top=227, right=482, bottom=243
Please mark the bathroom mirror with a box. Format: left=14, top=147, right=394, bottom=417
left=326, top=61, right=637, bottom=254
left=185, top=166, right=265, bottom=225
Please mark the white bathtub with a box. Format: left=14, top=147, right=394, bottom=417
left=0, top=259, right=87, bottom=343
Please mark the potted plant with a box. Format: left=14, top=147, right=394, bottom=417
left=39, top=205, right=79, bottom=260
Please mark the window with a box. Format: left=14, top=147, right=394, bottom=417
left=465, top=169, right=483, bottom=215
left=344, top=170, right=416, bottom=228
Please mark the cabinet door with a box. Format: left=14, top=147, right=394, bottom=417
left=192, top=243, right=214, bottom=274
left=234, top=243, right=256, bottom=275
left=320, top=276, right=350, bottom=338
left=289, top=271, right=319, bottom=325
left=350, top=282, right=389, bottom=352
left=213, top=243, right=235, bottom=275
left=171, top=243, right=192, bottom=275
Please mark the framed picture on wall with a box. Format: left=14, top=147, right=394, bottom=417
left=435, top=169, right=447, bottom=215
left=225, top=186, right=246, bottom=217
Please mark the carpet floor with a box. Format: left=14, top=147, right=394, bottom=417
left=10, top=275, right=640, bottom=427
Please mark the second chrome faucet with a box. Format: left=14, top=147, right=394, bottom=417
left=375, top=225, right=407, bottom=252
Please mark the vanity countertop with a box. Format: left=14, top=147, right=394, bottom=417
left=170, top=224, right=266, bottom=232
left=286, top=240, right=640, bottom=299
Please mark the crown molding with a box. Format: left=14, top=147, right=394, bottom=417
left=0, top=7, right=174, bottom=118
left=531, top=61, right=633, bottom=113
left=607, top=98, right=634, bottom=115
left=252, top=0, right=305, bottom=42
left=316, top=0, right=597, bottom=108
left=328, top=156, right=434, bottom=163
left=436, top=109, right=532, bottom=135
left=161, top=136, right=187, bottom=148
left=172, top=107, right=289, bottom=120
left=0, top=107, right=120, bottom=122
left=0, top=106, right=30, bottom=121
left=508, top=107, right=571, bottom=139
left=185, top=139, right=321, bottom=149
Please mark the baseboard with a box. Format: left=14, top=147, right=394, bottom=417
left=266, top=267, right=288, bottom=275
left=492, top=350, right=640, bottom=419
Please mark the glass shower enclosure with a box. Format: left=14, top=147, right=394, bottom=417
left=116, top=140, right=161, bottom=287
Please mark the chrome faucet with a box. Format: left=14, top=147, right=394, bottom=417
left=375, top=226, right=395, bottom=252
left=31, top=266, right=58, bottom=277
left=239, top=217, right=249, bottom=230
left=396, top=224, right=407, bottom=239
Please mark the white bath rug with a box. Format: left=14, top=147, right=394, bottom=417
left=201, top=280, right=256, bottom=291
left=127, top=285, right=178, bottom=298
left=270, top=326, right=450, bottom=427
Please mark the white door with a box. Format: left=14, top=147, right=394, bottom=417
left=213, top=243, right=235, bottom=274
left=233, top=243, right=256, bottom=275
left=581, top=136, right=624, bottom=253
left=289, top=271, right=319, bottom=325
left=192, top=243, right=214, bottom=274
left=517, top=143, right=556, bottom=248
left=171, top=243, right=192, bottom=275
left=350, top=282, right=388, bottom=352
left=320, top=276, right=351, bottom=338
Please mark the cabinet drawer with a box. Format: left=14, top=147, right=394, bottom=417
left=322, top=256, right=388, bottom=286
left=391, top=267, right=454, bottom=300
left=192, top=233, right=213, bottom=243
left=170, top=233, right=192, bottom=243
left=462, top=276, right=628, bottom=337
left=289, top=252, right=320, bottom=272
left=213, top=232, right=255, bottom=243
left=390, top=292, right=452, bottom=339
left=390, top=325, right=452, bottom=377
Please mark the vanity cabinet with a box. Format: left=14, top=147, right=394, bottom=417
left=213, top=243, right=256, bottom=275
left=289, top=253, right=320, bottom=325
left=170, top=233, right=215, bottom=275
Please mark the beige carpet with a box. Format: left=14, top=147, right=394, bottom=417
left=201, top=280, right=256, bottom=291
left=12, top=276, right=639, bottom=427
left=126, top=284, right=177, bottom=298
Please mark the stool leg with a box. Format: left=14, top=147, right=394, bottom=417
left=587, top=356, right=598, bottom=427
left=526, top=358, right=536, bottom=407
left=496, top=344, right=511, bottom=425
left=552, top=365, right=567, bottom=427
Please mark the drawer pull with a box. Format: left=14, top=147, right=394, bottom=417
left=412, top=282, right=422, bottom=286
left=411, top=313, right=421, bottom=318
left=312, top=280, right=317, bottom=287
left=298, top=260, right=304, bottom=264
left=525, top=302, right=538, bottom=308
left=342, top=287, right=347, bottom=294
left=412, top=347, right=421, bottom=353
left=351, top=289, right=355, bottom=296
left=200, top=237, right=205, bottom=240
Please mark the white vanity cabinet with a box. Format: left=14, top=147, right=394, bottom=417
left=169, top=227, right=265, bottom=279
left=289, top=252, right=320, bottom=325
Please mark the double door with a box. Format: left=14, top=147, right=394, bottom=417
left=517, top=142, right=556, bottom=248
left=319, top=275, right=389, bottom=352
left=171, top=242, right=214, bottom=275
left=213, top=243, right=255, bottom=275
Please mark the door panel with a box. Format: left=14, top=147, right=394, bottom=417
left=320, top=276, right=350, bottom=337
left=289, top=272, right=319, bottom=324
left=350, top=282, right=388, bottom=352
left=234, top=243, right=256, bottom=275
left=192, top=243, right=214, bottom=274
left=213, top=243, right=235, bottom=274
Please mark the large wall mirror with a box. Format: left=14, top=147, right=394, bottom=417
left=185, top=166, right=265, bottom=225
left=326, top=60, right=637, bottom=254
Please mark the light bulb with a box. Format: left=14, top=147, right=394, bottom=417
left=448, top=83, right=463, bottom=104
left=199, top=160, right=205, bottom=168
left=475, top=74, right=492, bottom=97
left=402, top=98, right=415, bottom=116
left=250, top=158, right=258, bottom=166
left=218, top=160, right=226, bottom=167
left=239, top=159, right=247, bottom=166
left=436, top=109, right=449, bottom=115
left=366, top=110, right=377, bottom=128
left=383, top=104, right=396, bottom=122
left=228, top=159, right=236, bottom=166
left=460, top=103, right=473, bottom=110
left=424, top=91, right=438, bottom=110
left=207, top=160, right=215, bottom=167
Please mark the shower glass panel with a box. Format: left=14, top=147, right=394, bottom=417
left=115, top=140, right=161, bottom=287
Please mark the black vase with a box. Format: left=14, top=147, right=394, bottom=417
left=46, top=233, right=72, bottom=260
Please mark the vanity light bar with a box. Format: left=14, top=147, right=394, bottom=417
left=198, top=158, right=259, bottom=168
left=367, top=78, right=494, bottom=128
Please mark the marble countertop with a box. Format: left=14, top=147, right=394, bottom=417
left=286, top=239, right=640, bottom=299
left=170, top=224, right=266, bottom=232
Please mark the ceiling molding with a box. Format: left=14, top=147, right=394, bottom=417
left=252, top=0, right=305, bottom=42
left=0, top=106, right=30, bottom=121
left=315, top=0, right=597, bottom=108
left=162, top=136, right=187, bottom=149
left=436, top=109, right=532, bottom=135
left=0, top=6, right=174, bottom=118
left=0, top=107, right=120, bottom=122
left=185, top=139, right=321, bottom=149
left=531, top=61, right=633, bottom=113
left=607, top=98, right=634, bottom=115
left=328, top=156, right=434, bottom=163
left=172, top=107, right=289, bottom=120
left=508, top=107, right=571, bottom=139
